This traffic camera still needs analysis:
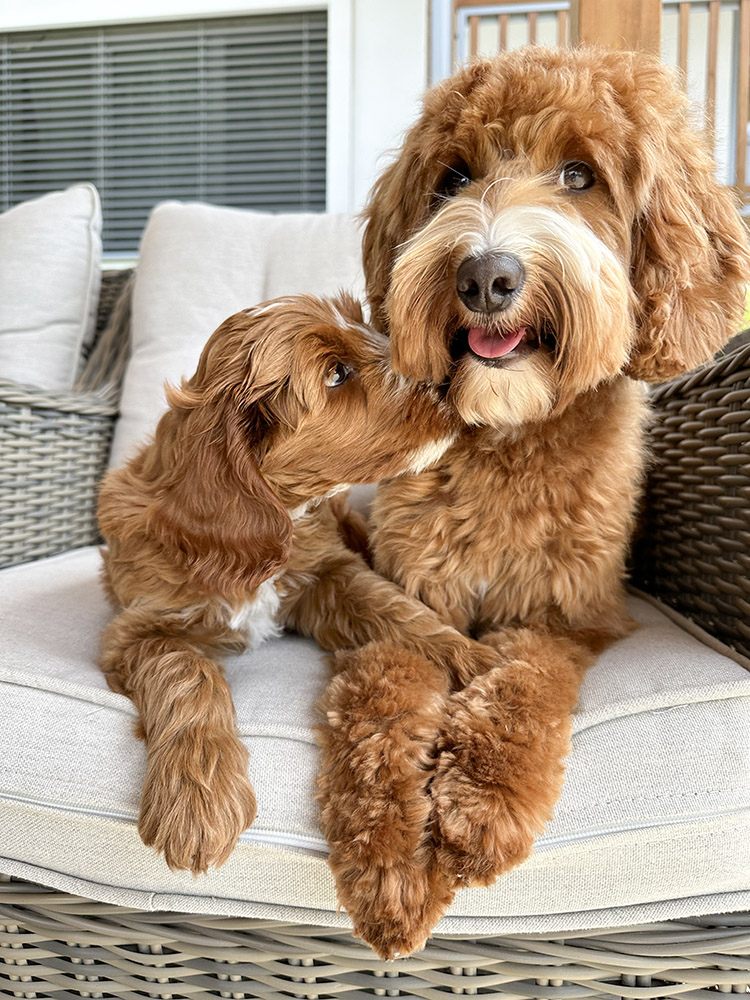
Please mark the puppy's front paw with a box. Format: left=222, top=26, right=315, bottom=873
left=431, top=667, right=570, bottom=888
left=448, top=639, right=504, bottom=686
left=139, top=731, right=256, bottom=874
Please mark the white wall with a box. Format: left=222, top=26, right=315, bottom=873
left=349, top=0, right=429, bottom=209
left=0, top=0, right=430, bottom=212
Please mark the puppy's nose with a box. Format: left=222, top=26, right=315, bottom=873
left=456, top=252, right=525, bottom=313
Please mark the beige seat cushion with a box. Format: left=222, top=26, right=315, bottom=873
left=1, top=546, right=749, bottom=935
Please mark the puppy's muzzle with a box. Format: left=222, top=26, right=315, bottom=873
left=456, top=251, right=525, bottom=314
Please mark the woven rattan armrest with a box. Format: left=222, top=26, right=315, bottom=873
left=632, top=334, right=750, bottom=660
left=0, top=270, right=133, bottom=569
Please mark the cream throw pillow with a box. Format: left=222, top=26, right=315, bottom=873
left=0, top=184, right=102, bottom=392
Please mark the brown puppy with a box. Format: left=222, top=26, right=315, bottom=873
left=99, top=293, right=504, bottom=876
left=319, top=46, right=750, bottom=955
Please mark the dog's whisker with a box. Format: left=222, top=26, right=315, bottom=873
left=436, top=160, right=466, bottom=178
left=479, top=176, right=514, bottom=207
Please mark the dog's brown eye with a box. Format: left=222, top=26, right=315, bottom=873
left=560, top=161, right=595, bottom=191
left=439, top=160, right=472, bottom=197
left=325, top=362, right=351, bottom=387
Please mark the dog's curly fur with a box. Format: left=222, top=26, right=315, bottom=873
left=315, top=46, right=750, bottom=956
left=316, top=642, right=455, bottom=958
left=98, top=294, right=511, bottom=875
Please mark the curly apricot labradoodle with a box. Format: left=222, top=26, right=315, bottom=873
left=315, top=46, right=750, bottom=957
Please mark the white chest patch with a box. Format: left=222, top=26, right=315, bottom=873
left=289, top=484, right=352, bottom=524
left=406, top=435, right=456, bottom=474
left=227, top=578, right=282, bottom=649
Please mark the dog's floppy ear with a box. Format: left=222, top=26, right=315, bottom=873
left=362, top=68, right=481, bottom=334
left=626, top=64, right=750, bottom=383
left=363, top=113, right=467, bottom=382
left=364, top=153, right=456, bottom=382
left=385, top=236, right=458, bottom=384
left=147, top=389, right=292, bottom=598
left=363, top=152, right=424, bottom=334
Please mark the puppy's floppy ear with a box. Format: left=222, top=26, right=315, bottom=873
left=147, top=389, right=292, bottom=598
left=626, top=62, right=750, bottom=383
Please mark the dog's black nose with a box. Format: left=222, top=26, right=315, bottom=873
left=456, top=252, right=525, bottom=313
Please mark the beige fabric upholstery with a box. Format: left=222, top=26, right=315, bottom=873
left=0, top=546, right=748, bottom=934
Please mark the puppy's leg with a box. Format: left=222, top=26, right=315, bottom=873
left=430, top=627, right=594, bottom=888
left=283, top=551, right=499, bottom=687
left=102, top=609, right=256, bottom=873
left=317, top=642, right=455, bottom=958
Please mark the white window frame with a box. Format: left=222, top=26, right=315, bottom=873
left=0, top=0, right=355, bottom=212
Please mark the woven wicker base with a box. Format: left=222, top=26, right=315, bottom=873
left=1, top=877, right=748, bottom=999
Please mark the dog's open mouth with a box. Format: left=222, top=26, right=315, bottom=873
left=451, top=324, right=556, bottom=368
left=469, top=325, right=527, bottom=359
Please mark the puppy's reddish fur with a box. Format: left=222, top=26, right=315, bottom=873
left=315, top=46, right=750, bottom=955
left=99, top=294, right=505, bottom=879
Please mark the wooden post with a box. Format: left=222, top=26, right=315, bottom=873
left=736, top=0, right=750, bottom=198
left=569, top=0, right=661, bottom=53
left=706, top=0, right=720, bottom=136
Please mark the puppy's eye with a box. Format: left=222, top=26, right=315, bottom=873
left=325, top=362, right=351, bottom=387
left=439, top=159, right=472, bottom=197
left=560, top=161, right=595, bottom=191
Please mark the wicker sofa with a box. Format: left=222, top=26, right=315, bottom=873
left=1, top=202, right=749, bottom=999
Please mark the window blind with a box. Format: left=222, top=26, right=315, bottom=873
left=0, top=11, right=327, bottom=256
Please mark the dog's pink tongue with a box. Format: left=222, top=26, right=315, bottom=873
left=468, top=326, right=526, bottom=358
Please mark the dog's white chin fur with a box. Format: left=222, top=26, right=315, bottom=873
left=450, top=351, right=555, bottom=427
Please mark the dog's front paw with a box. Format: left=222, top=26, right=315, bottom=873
left=431, top=666, right=571, bottom=888
left=341, top=859, right=454, bottom=960
left=318, top=642, right=454, bottom=957
left=139, top=731, right=256, bottom=874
